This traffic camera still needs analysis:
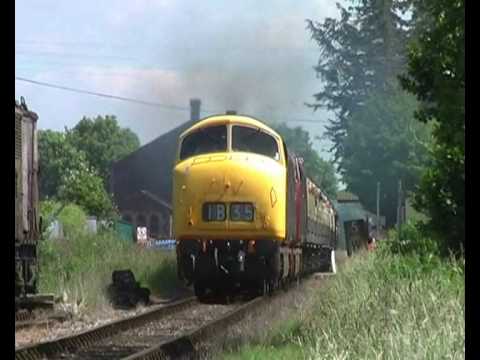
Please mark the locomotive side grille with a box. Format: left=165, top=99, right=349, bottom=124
left=15, top=114, right=22, bottom=160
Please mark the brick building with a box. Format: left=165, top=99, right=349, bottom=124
left=110, top=99, right=201, bottom=240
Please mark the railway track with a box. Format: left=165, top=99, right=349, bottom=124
left=16, top=266, right=343, bottom=360
left=15, top=288, right=289, bottom=360
left=15, top=295, right=218, bottom=360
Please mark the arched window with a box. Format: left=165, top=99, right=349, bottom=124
left=150, top=214, right=160, bottom=238
left=137, top=214, right=147, bottom=227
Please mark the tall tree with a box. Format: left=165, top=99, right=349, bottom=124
left=342, top=84, right=432, bottom=225
left=66, top=115, right=140, bottom=185
left=306, top=0, right=433, bottom=224
left=273, top=123, right=338, bottom=198
left=307, top=0, right=412, bottom=169
left=399, top=0, right=464, bottom=252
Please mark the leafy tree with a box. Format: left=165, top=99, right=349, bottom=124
left=57, top=161, right=117, bottom=219
left=273, top=123, right=338, bottom=198
left=38, top=130, right=89, bottom=199
left=342, top=84, right=432, bottom=225
left=66, top=115, right=140, bottom=184
left=38, top=129, right=117, bottom=218
left=399, top=0, right=464, bottom=252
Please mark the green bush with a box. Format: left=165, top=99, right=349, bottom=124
left=57, top=203, right=88, bottom=236
left=40, top=200, right=88, bottom=238
left=380, top=220, right=439, bottom=256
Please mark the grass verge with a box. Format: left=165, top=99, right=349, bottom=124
left=221, top=235, right=464, bottom=359
left=38, top=229, right=180, bottom=310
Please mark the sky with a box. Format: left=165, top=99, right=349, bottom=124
left=15, top=0, right=341, bottom=159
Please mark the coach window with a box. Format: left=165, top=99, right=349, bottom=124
left=180, top=125, right=227, bottom=160
left=232, top=126, right=280, bottom=160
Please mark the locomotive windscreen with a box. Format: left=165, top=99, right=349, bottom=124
left=232, top=125, right=280, bottom=160
left=180, top=125, right=227, bottom=160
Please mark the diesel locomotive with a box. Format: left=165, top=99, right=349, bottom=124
left=173, top=114, right=337, bottom=296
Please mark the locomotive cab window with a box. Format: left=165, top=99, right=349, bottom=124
left=232, top=125, right=280, bottom=160
left=180, top=125, right=227, bottom=160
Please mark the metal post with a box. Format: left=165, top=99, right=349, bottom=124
left=376, top=182, right=380, bottom=239
left=396, top=180, right=402, bottom=240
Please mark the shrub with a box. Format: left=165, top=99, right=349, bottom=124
left=379, top=220, right=440, bottom=258
left=40, top=200, right=89, bottom=239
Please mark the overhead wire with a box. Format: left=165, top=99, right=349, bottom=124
left=15, top=76, right=190, bottom=111
left=15, top=76, right=325, bottom=124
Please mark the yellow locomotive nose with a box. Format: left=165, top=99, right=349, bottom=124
left=173, top=152, right=286, bottom=241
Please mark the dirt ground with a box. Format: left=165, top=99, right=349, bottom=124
left=15, top=287, right=193, bottom=349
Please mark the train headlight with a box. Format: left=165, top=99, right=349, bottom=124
left=238, top=250, right=245, bottom=262
left=230, top=203, right=254, bottom=222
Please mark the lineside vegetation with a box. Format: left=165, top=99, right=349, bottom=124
left=221, top=223, right=464, bottom=360
left=38, top=202, right=179, bottom=311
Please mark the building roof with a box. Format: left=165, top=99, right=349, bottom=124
left=336, top=191, right=360, bottom=202
left=111, top=120, right=194, bottom=208
left=139, top=190, right=172, bottom=210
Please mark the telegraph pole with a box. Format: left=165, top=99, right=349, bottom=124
left=376, top=182, right=380, bottom=239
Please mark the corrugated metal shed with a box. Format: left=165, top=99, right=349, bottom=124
left=114, top=220, right=134, bottom=242
left=336, top=191, right=360, bottom=202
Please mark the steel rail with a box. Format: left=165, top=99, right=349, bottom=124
left=123, top=296, right=266, bottom=360
left=123, top=270, right=342, bottom=359
left=15, top=296, right=197, bottom=360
